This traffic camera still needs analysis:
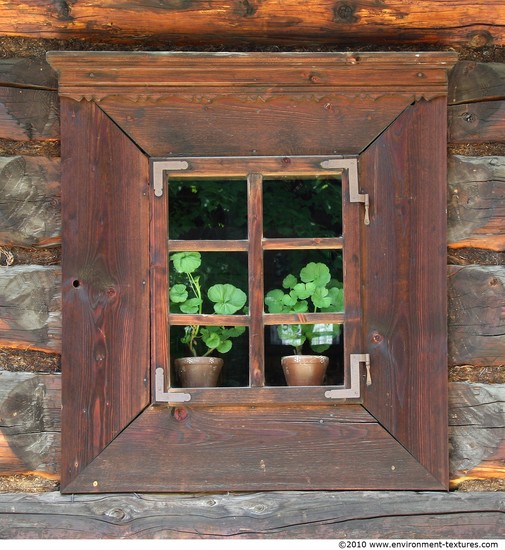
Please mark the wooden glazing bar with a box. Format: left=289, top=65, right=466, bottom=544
left=168, top=314, right=250, bottom=326
left=168, top=239, right=249, bottom=252
left=263, top=312, right=345, bottom=325
left=248, top=173, right=265, bottom=387
left=263, top=237, right=343, bottom=250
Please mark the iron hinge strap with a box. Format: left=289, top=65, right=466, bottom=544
left=151, top=160, right=189, bottom=197
left=155, top=367, right=191, bottom=403
left=324, top=353, right=371, bottom=399
left=320, top=158, right=369, bottom=226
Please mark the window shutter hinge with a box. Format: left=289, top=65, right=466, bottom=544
left=155, top=367, right=191, bottom=403
left=320, top=158, right=369, bottom=226
left=324, top=353, right=371, bottom=399
left=151, top=160, right=189, bottom=197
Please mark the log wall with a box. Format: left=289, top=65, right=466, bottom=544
left=0, top=3, right=504, bottom=538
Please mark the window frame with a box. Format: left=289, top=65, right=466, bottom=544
left=48, top=51, right=457, bottom=493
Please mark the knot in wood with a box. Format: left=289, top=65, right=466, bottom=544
left=334, top=2, right=357, bottom=23
left=174, top=407, right=188, bottom=421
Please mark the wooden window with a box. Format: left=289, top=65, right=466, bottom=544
left=48, top=51, right=457, bottom=493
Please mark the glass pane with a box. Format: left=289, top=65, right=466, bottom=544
left=168, top=178, right=247, bottom=240
left=168, top=251, right=248, bottom=315
left=264, top=249, right=344, bottom=386
left=171, top=326, right=249, bottom=388
left=263, top=176, right=342, bottom=238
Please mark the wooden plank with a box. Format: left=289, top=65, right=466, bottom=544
left=449, top=100, right=505, bottom=143
left=0, top=87, right=59, bottom=141
left=0, top=156, right=61, bottom=247
left=449, top=382, right=505, bottom=487
left=448, top=265, right=505, bottom=367
left=360, top=98, right=448, bottom=486
left=449, top=61, right=505, bottom=104
left=0, top=58, right=57, bottom=90
left=0, top=265, right=61, bottom=353
left=4, top=1, right=505, bottom=47
left=448, top=155, right=505, bottom=251
left=0, top=490, right=503, bottom=539
left=64, top=405, right=441, bottom=493
left=59, top=97, right=150, bottom=490
left=0, top=372, right=60, bottom=476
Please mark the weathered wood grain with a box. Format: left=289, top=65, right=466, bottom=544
left=0, top=265, right=61, bottom=352
left=448, top=265, right=505, bottom=367
left=448, top=155, right=505, bottom=251
left=0, top=372, right=60, bottom=477
left=0, top=156, right=61, bottom=247
left=449, top=100, right=505, bottom=143
left=449, top=61, right=505, bottom=105
left=449, top=383, right=505, bottom=487
left=0, top=58, right=57, bottom=90
left=0, top=376, right=502, bottom=486
left=0, top=87, right=59, bottom=142
left=0, top=490, right=503, bottom=539
left=2, top=1, right=505, bottom=47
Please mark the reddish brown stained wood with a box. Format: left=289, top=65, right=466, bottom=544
left=0, top=265, right=61, bottom=353
left=360, top=98, right=449, bottom=487
left=168, top=239, right=248, bottom=252
left=247, top=173, right=264, bottom=387
left=0, top=156, right=61, bottom=248
left=64, top=405, right=441, bottom=493
left=99, top=94, right=418, bottom=158
left=0, top=88, right=59, bottom=141
left=448, top=265, right=505, bottom=367
left=60, top=98, right=150, bottom=491
left=448, top=155, right=505, bottom=251
left=1, top=490, right=504, bottom=539
left=12, top=3, right=504, bottom=47
left=449, top=100, right=505, bottom=143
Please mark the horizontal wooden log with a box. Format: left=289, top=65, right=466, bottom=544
left=1, top=1, right=504, bottom=47
left=0, top=58, right=57, bottom=90
left=0, top=87, right=59, bottom=141
left=0, top=265, right=61, bottom=352
left=0, top=156, right=61, bottom=247
left=449, top=383, right=505, bottom=487
left=448, top=155, right=505, bottom=251
left=448, top=265, right=505, bottom=367
left=449, top=61, right=505, bottom=105
left=449, top=100, right=505, bottom=143
left=0, top=372, right=503, bottom=487
left=0, top=372, right=60, bottom=477
left=0, top=490, right=503, bottom=538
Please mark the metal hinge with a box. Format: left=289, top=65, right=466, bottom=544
left=155, top=367, right=191, bottom=403
left=320, top=158, right=369, bottom=225
left=324, top=353, right=371, bottom=399
left=151, top=160, right=189, bottom=197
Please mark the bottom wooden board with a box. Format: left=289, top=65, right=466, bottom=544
left=0, top=491, right=503, bottom=539
left=64, top=404, right=442, bottom=493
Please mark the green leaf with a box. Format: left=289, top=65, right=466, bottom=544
left=292, top=300, right=308, bottom=313
left=312, top=287, right=332, bottom=309
left=300, top=262, right=331, bottom=287
left=224, top=326, right=246, bottom=338
left=169, top=284, right=188, bottom=303
left=208, top=283, right=247, bottom=315
left=265, top=289, right=285, bottom=313
left=217, top=340, right=232, bottom=353
left=171, top=251, right=201, bottom=274
left=180, top=297, right=202, bottom=313
left=202, top=330, right=221, bottom=350
left=292, top=282, right=316, bottom=300
left=282, top=292, right=298, bottom=307
left=282, top=274, right=297, bottom=289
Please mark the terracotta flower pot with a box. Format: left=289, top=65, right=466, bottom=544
left=281, top=355, right=329, bottom=386
left=174, top=356, right=223, bottom=387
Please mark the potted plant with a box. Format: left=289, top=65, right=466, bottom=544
left=265, top=261, right=343, bottom=386
left=169, top=251, right=247, bottom=387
